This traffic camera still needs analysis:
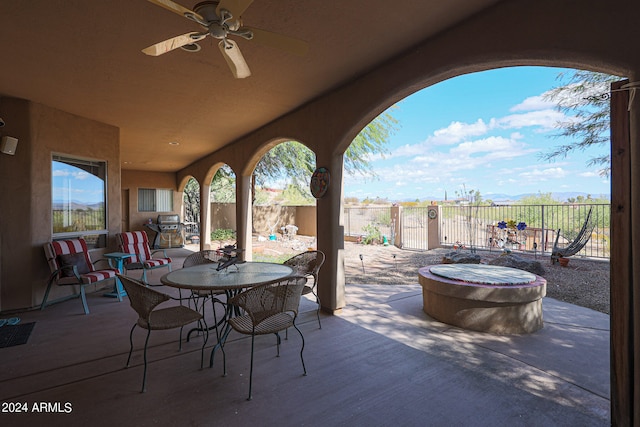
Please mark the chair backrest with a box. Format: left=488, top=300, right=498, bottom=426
left=182, top=250, right=221, bottom=268
left=229, top=276, right=307, bottom=327
left=43, top=238, right=95, bottom=274
left=117, top=231, right=152, bottom=263
left=283, top=251, right=325, bottom=279
left=117, top=274, right=169, bottom=320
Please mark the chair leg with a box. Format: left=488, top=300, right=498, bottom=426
left=141, top=329, right=152, bottom=393
left=79, top=285, right=90, bottom=315
left=126, top=324, right=136, bottom=367
left=40, top=273, right=56, bottom=310
left=312, top=290, right=322, bottom=329
left=293, top=322, right=307, bottom=376
left=247, top=333, right=256, bottom=401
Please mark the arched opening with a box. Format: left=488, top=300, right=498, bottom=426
left=337, top=65, right=619, bottom=420
left=181, top=164, right=237, bottom=249
left=248, top=139, right=318, bottom=260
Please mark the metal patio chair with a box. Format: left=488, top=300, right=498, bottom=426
left=116, top=231, right=172, bottom=284
left=182, top=250, right=225, bottom=335
left=283, top=250, right=325, bottom=328
left=118, top=274, right=208, bottom=393
left=226, top=275, right=308, bottom=400
left=42, top=238, right=119, bottom=314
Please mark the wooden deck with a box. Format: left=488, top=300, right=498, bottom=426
left=0, top=248, right=610, bottom=426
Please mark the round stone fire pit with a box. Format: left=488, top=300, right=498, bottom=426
left=418, top=264, right=547, bottom=334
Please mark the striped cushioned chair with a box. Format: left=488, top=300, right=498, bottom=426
left=116, top=231, right=172, bottom=284
left=42, top=238, right=119, bottom=314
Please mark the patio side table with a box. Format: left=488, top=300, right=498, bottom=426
left=103, top=252, right=133, bottom=298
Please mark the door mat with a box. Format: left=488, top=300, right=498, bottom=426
left=0, top=322, right=35, bottom=348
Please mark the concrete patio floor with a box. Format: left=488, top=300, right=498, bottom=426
left=0, top=247, right=610, bottom=426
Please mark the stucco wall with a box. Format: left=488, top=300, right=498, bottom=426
left=209, top=204, right=317, bottom=238
left=121, top=170, right=181, bottom=232
left=210, top=203, right=236, bottom=232
left=0, top=98, right=120, bottom=311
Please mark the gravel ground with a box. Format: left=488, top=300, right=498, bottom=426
left=255, top=237, right=611, bottom=315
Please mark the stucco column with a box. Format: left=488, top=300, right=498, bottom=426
left=316, top=152, right=345, bottom=313
left=236, top=174, right=253, bottom=261
left=200, top=183, right=211, bottom=250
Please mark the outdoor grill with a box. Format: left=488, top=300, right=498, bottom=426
left=145, top=214, right=184, bottom=249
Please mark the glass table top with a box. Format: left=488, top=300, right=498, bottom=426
left=161, top=261, right=294, bottom=290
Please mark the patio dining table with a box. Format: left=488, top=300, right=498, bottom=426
left=160, top=261, right=294, bottom=367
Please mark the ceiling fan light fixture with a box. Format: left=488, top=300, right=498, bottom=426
left=180, top=43, right=202, bottom=52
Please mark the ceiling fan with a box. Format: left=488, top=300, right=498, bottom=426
left=142, top=0, right=308, bottom=78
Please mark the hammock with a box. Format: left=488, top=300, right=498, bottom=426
left=551, top=207, right=595, bottom=264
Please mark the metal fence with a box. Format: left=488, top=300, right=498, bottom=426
left=345, top=203, right=611, bottom=259
left=401, top=207, right=430, bottom=250
left=439, top=203, right=611, bottom=258
left=344, top=207, right=394, bottom=242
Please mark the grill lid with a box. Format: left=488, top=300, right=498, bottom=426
left=157, top=214, right=180, bottom=224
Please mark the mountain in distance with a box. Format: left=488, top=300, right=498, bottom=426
left=52, top=200, right=104, bottom=210
left=486, top=191, right=610, bottom=202
left=415, top=191, right=610, bottom=203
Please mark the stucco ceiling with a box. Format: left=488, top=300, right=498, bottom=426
left=0, top=0, right=501, bottom=172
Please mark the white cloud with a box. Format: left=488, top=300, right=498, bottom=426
left=373, top=134, right=538, bottom=192
left=429, top=119, right=490, bottom=145
left=496, top=109, right=565, bottom=130
left=390, top=109, right=568, bottom=161
left=73, top=171, right=91, bottom=180
left=510, top=95, right=555, bottom=112
left=518, top=167, right=568, bottom=181
left=450, top=136, right=529, bottom=158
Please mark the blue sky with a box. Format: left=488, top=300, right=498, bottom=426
left=52, top=161, right=105, bottom=204
left=343, top=66, right=613, bottom=202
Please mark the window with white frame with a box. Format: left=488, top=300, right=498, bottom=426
left=138, top=188, right=173, bottom=212
left=52, top=155, right=108, bottom=248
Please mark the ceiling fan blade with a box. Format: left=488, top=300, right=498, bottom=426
left=218, top=40, right=251, bottom=79
left=217, top=0, right=254, bottom=19
left=142, top=33, right=207, bottom=56
left=245, top=27, right=308, bottom=57
left=147, top=0, right=204, bottom=21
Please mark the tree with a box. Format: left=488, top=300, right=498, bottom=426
left=183, top=109, right=397, bottom=222
left=210, top=166, right=235, bottom=203
left=183, top=167, right=235, bottom=226
left=541, top=70, right=622, bottom=177
left=254, top=109, right=398, bottom=189
left=183, top=178, right=200, bottom=225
